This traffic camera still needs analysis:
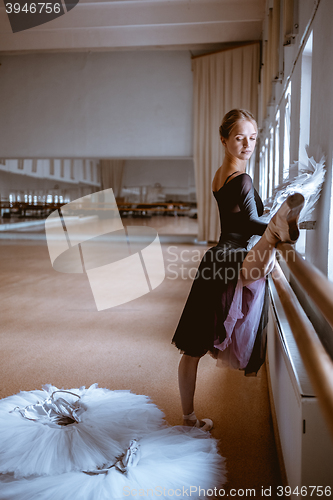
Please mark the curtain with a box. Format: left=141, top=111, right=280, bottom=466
left=192, top=42, right=260, bottom=242
left=99, top=159, right=125, bottom=199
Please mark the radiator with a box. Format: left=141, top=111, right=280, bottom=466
left=267, top=276, right=333, bottom=498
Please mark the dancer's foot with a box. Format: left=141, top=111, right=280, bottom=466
left=183, top=411, right=213, bottom=431
left=265, top=193, right=305, bottom=246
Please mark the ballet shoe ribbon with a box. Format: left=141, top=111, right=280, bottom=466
left=83, top=439, right=141, bottom=475
left=10, top=390, right=83, bottom=426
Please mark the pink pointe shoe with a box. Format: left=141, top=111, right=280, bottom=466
left=265, top=193, right=305, bottom=246
left=183, top=411, right=213, bottom=432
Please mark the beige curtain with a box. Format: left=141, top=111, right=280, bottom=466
left=100, top=159, right=125, bottom=198
left=192, top=42, right=260, bottom=242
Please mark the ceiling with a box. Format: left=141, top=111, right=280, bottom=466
left=0, top=0, right=265, bottom=54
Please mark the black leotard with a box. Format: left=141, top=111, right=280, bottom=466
left=214, top=172, right=267, bottom=247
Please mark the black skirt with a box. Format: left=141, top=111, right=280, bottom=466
left=171, top=242, right=268, bottom=376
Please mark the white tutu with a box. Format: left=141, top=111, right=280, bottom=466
left=0, top=385, right=227, bottom=499
left=0, top=384, right=164, bottom=477
left=0, top=427, right=226, bottom=500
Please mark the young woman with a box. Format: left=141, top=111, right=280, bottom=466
left=172, top=109, right=304, bottom=431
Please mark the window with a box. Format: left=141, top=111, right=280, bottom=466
left=259, top=146, right=265, bottom=199
left=97, top=163, right=101, bottom=184
left=265, top=139, right=269, bottom=201
left=260, top=141, right=269, bottom=202
left=329, top=157, right=333, bottom=280
left=295, top=32, right=313, bottom=256
left=70, top=160, right=75, bottom=180
left=283, top=81, right=292, bottom=180
left=90, top=161, right=94, bottom=182
left=268, top=127, right=274, bottom=198
left=49, top=159, right=54, bottom=176
left=299, top=32, right=313, bottom=166
left=274, top=110, right=280, bottom=187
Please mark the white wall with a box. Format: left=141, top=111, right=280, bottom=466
left=0, top=51, right=193, bottom=159
left=124, top=159, right=194, bottom=187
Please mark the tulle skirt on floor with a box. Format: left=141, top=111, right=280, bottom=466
left=0, top=385, right=226, bottom=499
left=0, top=384, right=164, bottom=477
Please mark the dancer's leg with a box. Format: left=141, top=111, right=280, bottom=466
left=241, top=238, right=276, bottom=286
left=241, top=192, right=305, bottom=286
left=178, top=354, right=202, bottom=425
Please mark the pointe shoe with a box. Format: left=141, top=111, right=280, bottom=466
left=183, top=411, right=213, bottom=432
left=265, top=193, right=305, bottom=246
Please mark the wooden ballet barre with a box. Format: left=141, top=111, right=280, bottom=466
left=271, top=260, right=333, bottom=440
left=276, top=242, right=333, bottom=330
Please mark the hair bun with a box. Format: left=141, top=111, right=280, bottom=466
left=219, top=109, right=257, bottom=139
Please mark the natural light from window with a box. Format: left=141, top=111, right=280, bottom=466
left=299, top=32, right=313, bottom=167
left=283, top=81, right=292, bottom=181
left=274, top=110, right=280, bottom=188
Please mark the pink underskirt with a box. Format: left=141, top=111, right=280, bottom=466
left=214, top=275, right=266, bottom=370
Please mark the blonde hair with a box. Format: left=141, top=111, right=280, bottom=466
left=219, top=109, right=257, bottom=139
